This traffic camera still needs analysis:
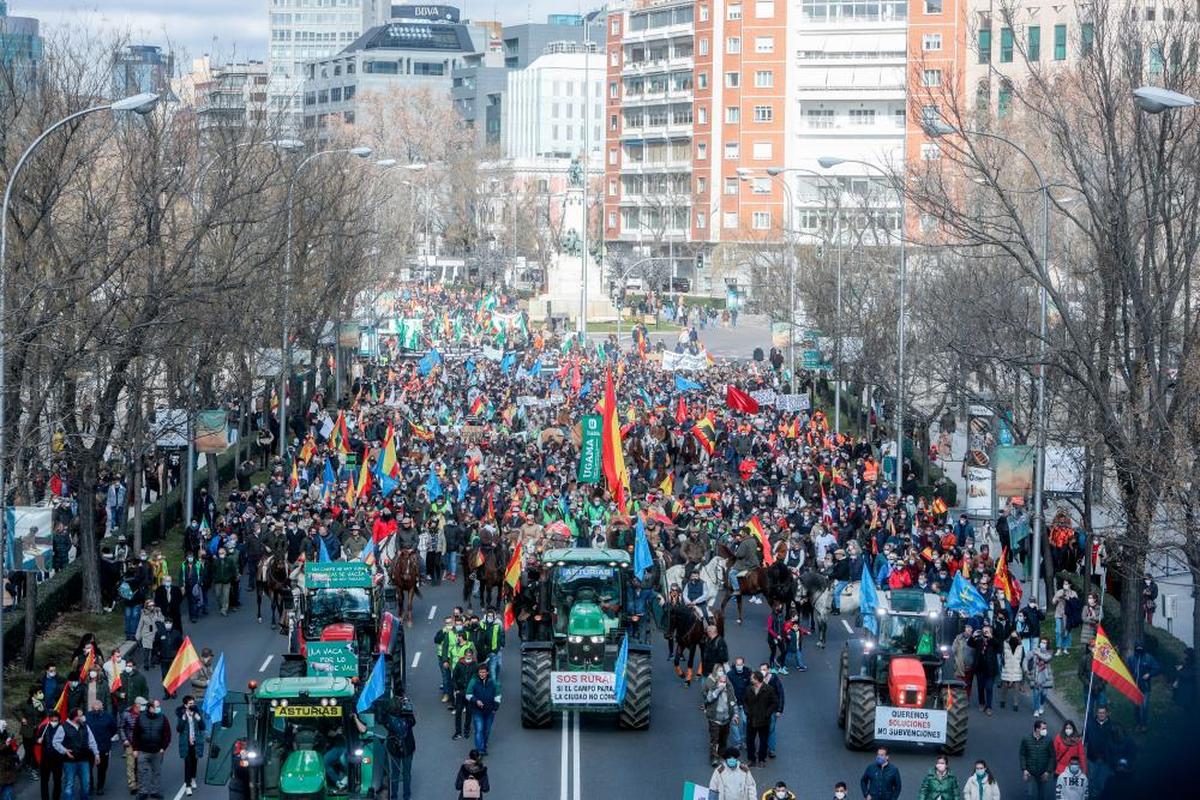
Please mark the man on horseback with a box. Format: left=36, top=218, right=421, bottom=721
left=728, top=530, right=763, bottom=605
left=684, top=569, right=712, bottom=624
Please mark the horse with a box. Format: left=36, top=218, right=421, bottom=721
left=668, top=604, right=724, bottom=686
left=463, top=543, right=507, bottom=610
left=388, top=548, right=422, bottom=625
left=256, top=554, right=291, bottom=628
left=795, top=569, right=861, bottom=647
left=717, top=543, right=769, bottom=625
left=664, top=555, right=726, bottom=611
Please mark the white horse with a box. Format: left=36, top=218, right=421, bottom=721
left=664, top=555, right=726, bottom=610
left=796, top=571, right=861, bottom=647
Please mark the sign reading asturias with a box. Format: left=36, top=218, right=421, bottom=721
left=272, top=704, right=344, bottom=718
left=577, top=414, right=603, bottom=484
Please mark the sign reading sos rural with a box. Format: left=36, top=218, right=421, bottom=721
left=550, top=671, right=618, bottom=704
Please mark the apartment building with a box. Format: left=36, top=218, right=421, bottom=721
left=268, top=0, right=367, bottom=124
left=176, top=57, right=271, bottom=131
left=503, top=44, right=605, bottom=160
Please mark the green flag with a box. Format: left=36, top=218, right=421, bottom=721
left=577, top=414, right=603, bottom=484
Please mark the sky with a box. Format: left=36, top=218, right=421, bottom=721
left=14, top=1, right=583, bottom=66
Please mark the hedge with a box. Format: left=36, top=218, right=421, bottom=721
left=1057, top=571, right=1189, bottom=670
left=1, top=448, right=243, bottom=658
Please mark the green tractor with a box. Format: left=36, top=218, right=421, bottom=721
left=204, top=677, right=383, bottom=800
left=837, top=589, right=968, bottom=755
left=520, top=548, right=654, bottom=730
left=282, top=562, right=406, bottom=697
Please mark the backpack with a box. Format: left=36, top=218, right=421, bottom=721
left=384, top=713, right=410, bottom=759
left=461, top=776, right=481, bottom=799
left=118, top=581, right=134, bottom=601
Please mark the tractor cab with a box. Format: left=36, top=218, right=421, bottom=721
left=300, top=563, right=378, bottom=640
left=873, top=590, right=946, bottom=660
left=205, top=677, right=380, bottom=800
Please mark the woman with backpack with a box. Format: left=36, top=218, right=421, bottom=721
left=454, top=750, right=489, bottom=799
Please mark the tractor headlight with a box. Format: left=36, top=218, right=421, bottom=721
left=928, top=610, right=940, bottom=619
left=589, top=635, right=605, bottom=644
left=353, top=748, right=364, bottom=758
left=568, top=635, right=583, bottom=644
left=244, top=750, right=259, bottom=763
left=876, top=608, right=888, bottom=616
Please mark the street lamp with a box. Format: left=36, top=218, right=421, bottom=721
left=0, top=90, right=160, bottom=713
left=612, top=256, right=673, bottom=345
left=1133, top=86, right=1198, bottom=114
left=924, top=119, right=1052, bottom=604
left=279, top=145, right=373, bottom=461
left=816, top=155, right=906, bottom=488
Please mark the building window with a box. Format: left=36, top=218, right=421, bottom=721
left=609, top=148, right=618, bottom=165
left=700, top=38, right=709, bottom=55
left=751, top=177, right=771, bottom=194
left=698, top=142, right=708, bottom=159
left=755, top=1, right=775, bottom=17
left=754, top=36, right=774, bottom=53
left=922, top=33, right=942, bottom=51
left=921, top=104, right=940, bottom=125
left=608, top=178, right=617, bottom=196
left=1054, top=24, right=1067, bottom=60
left=922, top=69, right=941, bottom=87
left=723, top=212, right=738, bottom=229
left=1081, top=22, right=1094, bottom=56
left=698, top=72, right=709, bottom=89
left=728, top=3, right=742, bottom=20
left=978, top=29, right=992, bottom=64
left=724, top=141, right=740, bottom=159
left=920, top=142, right=940, bottom=160
left=611, top=19, right=619, bottom=34
left=925, top=0, right=942, bottom=12
left=610, top=50, right=619, bottom=66
left=697, top=212, right=707, bottom=229
left=1000, top=27, right=1013, bottom=62
left=697, top=177, right=708, bottom=193
left=1028, top=26, right=1040, bottom=61
left=752, top=141, right=772, bottom=159
left=724, top=177, right=739, bottom=195
left=754, top=70, right=774, bottom=88
left=726, top=106, right=741, bottom=123
left=753, top=104, right=773, bottom=122
left=700, top=5, right=710, bottom=21
left=610, top=114, right=618, bottom=131
left=609, top=81, right=618, bottom=98
left=725, top=72, right=740, bottom=88
left=727, top=37, right=741, bottom=54
left=752, top=211, right=771, bottom=229
left=698, top=106, right=708, bottom=123
left=806, top=109, right=834, bottom=128
left=608, top=211, right=617, bottom=228
left=849, top=108, right=875, bottom=125
left=998, top=80, right=1013, bottom=115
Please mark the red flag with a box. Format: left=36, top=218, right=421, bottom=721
left=675, top=396, right=687, bottom=426
left=993, top=549, right=1023, bottom=606
left=503, top=602, right=516, bottom=631
left=726, top=385, right=760, bottom=414
left=571, top=359, right=582, bottom=395
left=600, top=369, right=629, bottom=513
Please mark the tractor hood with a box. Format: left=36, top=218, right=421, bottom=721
left=567, top=601, right=606, bottom=637
left=279, top=750, right=326, bottom=798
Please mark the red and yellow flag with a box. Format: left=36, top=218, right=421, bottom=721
left=52, top=684, right=70, bottom=718
left=298, top=435, right=316, bottom=464
left=356, top=455, right=372, bottom=498
left=993, top=549, right=1022, bottom=606
left=410, top=419, right=434, bottom=442
left=600, top=369, right=629, bottom=513
left=502, top=602, right=516, bottom=631
left=77, top=649, right=96, bottom=682
left=659, top=472, right=674, bottom=497
left=330, top=411, right=352, bottom=455
left=748, top=516, right=774, bottom=565
left=108, top=653, right=123, bottom=695
left=290, top=460, right=299, bottom=491
left=162, top=636, right=203, bottom=696
left=504, top=541, right=523, bottom=593
left=691, top=418, right=716, bottom=455
left=345, top=478, right=356, bottom=508
left=378, top=423, right=399, bottom=478
left=1091, top=624, right=1145, bottom=705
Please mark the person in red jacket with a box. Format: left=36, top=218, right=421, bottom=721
left=1052, top=719, right=1086, bottom=777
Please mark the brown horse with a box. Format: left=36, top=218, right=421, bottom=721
left=388, top=548, right=422, bottom=625
left=463, top=544, right=507, bottom=610
left=718, top=543, right=768, bottom=625
left=669, top=604, right=724, bottom=686
left=256, top=554, right=291, bottom=628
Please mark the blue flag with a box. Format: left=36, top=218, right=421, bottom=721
left=500, top=352, right=516, bottom=375
left=464, top=358, right=476, bottom=375
left=613, top=632, right=630, bottom=704
left=378, top=472, right=399, bottom=498
left=425, top=468, right=444, bottom=500
left=946, top=573, right=989, bottom=616
left=578, top=380, right=592, bottom=399
left=201, top=653, right=227, bottom=728
left=675, top=375, right=702, bottom=392
left=322, top=459, right=336, bottom=489
left=458, top=468, right=469, bottom=502
left=318, top=537, right=331, bottom=563
left=529, top=358, right=542, bottom=378
left=633, top=516, right=653, bottom=579
left=418, top=349, right=442, bottom=376
left=859, top=563, right=879, bottom=635
left=356, top=654, right=387, bottom=713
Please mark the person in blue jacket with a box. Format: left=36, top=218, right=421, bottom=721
left=860, top=747, right=901, bottom=800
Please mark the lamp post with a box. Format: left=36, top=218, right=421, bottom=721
left=1132, top=85, right=1198, bottom=114
left=613, top=256, right=673, bottom=345
left=0, top=91, right=159, bottom=713
left=924, top=119, right=1052, bottom=604
left=278, top=145, right=373, bottom=462
left=816, top=156, right=906, bottom=487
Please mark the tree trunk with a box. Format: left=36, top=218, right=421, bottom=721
left=207, top=452, right=219, bottom=498
left=131, top=453, right=143, bottom=554
left=22, top=576, right=37, bottom=669
left=75, top=457, right=102, bottom=613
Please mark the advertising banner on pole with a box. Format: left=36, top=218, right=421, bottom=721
left=577, top=415, right=603, bottom=483
left=194, top=410, right=229, bottom=453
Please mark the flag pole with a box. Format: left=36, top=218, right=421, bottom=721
left=1081, top=576, right=1106, bottom=747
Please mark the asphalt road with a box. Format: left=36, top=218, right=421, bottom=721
left=16, top=573, right=1064, bottom=800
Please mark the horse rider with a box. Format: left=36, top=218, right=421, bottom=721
left=681, top=529, right=708, bottom=569
left=729, top=530, right=762, bottom=604
left=684, top=569, right=712, bottom=623
left=782, top=537, right=805, bottom=574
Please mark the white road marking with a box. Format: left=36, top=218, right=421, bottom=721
left=560, top=712, right=569, bottom=800
left=841, top=619, right=854, bottom=635
left=572, top=708, right=581, bottom=800
left=411, top=651, right=421, bottom=670
left=428, top=605, right=437, bottom=621
left=171, top=784, right=187, bottom=800
left=258, top=655, right=273, bottom=673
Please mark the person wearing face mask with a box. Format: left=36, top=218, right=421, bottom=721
left=84, top=700, right=117, bottom=796
left=52, top=707, right=99, bottom=800
left=152, top=622, right=183, bottom=699
left=1052, top=719, right=1085, bottom=777
left=41, top=665, right=64, bottom=708
left=999, top=630, right=1027, bottom=712
left=131, top=701, right=170, bottom=800
left=1027, top=639, right=1055, bottom=717
left=36, top=711, right=64, bottom=800
left=961, top=760, right=999, bottom=800
left=703, top=665, right=737, bottom=767
left=1053, top=756, right=1087, bottom=800
left=1019, top=719, right=1055, bottom=800
left=916, top=755, right=958, bottom=800
left=760, top=780, right=796, bottom=800
left=831, top=781, right=849, bottom=800
left=118, top=698, right=145, bottom=795
left=450, top=650, right=478, bottom=742
left=708, top=747, right=756, bottom=800
left=1018, top=599, right=1045, bottom=655
left=153, top=576, right=184, bottom=631
left=860, top=747, right=902, bottom=800
left=135, top=603, right=163, bottom=671
left=1080, top=592, right=1101, bottom=648
left=20, top=686, right=45, bottom=776
left=120, top=662, right=150, bottom=715
left=474, top=609, right=505, bottom=682
left=174, top=696, right=205, bottom=796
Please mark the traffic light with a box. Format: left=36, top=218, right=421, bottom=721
left=695, top=252, right=706, bottom=271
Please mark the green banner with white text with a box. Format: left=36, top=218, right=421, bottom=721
left=578, top=415, right=603, bottom=484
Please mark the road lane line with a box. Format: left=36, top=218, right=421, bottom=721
left=841, top=619, right=854, bottom=635
left=428, top=605, right=437, bottom=621
left=572, top=708, right=581, bottom=800
left=258, top=655, right=273, bottom=673
left=411, top=651, right=421, bottom=670
left=171, top=784, right=186, bottom=800
left=560, top=712, right=569, bottom=800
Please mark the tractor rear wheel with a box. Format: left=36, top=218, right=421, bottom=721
left=843, top=681, right=876, bottom=751
left=520, top=650, right=552, bottom=729
left=836, top=649, right=849, bottom=729
left=940, top=686, right=969, bottom=755
left=617, top=653, right=651, bottom=730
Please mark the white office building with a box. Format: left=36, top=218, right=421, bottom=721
left=502, top=43, right=603, bottom=161
left=268, top=0, right=367, bottom=123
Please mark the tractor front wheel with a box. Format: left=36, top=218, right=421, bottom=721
left=617, top=653, right=651, bottom=730
left=940, top=686, right=969, bottom=755
left=843, top=681, right=876, bottom=751
left=836, top=649, right=849, bottom=729
left=520, top=650, right=553, bottom=728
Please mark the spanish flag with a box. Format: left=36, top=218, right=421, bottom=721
left=659, top=472, right=674, bottom=496
left=931, top=497, right=948, bottom=516
left=162, top=636, right=203, bottom=696
left=600, top=368, right=629, bottom=513
left=108, top=653, right=123, bottom=695
left=748, top=516, right=773, bottom=565
left=52, top=683, right=70, bottom=718
left=77, top=648, right=96, bottom=681
left=356, top=456, right=372, bottom=497
left=692, top=418, right=716, bottom=455
left=410, top=419, right=434, bottom=442
left=298, top=435, right=316, bottom=464
left=504, top=541, right=523, bottom=593
left=1091, top=624, right=1145, bottom=705
left=993, top=548, right=1022, bottom=606
left=290, top=460, right=299, bottom=491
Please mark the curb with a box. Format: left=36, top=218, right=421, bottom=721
left=1044, top=686, right=1083, bottom=724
